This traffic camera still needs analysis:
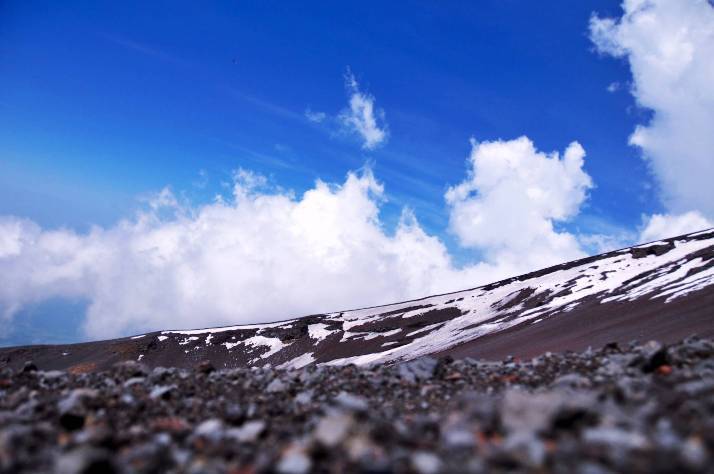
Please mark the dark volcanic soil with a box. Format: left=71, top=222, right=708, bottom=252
left=438, top=284, right=714, bottom=361
left=2, top=337, right=714, bottom=473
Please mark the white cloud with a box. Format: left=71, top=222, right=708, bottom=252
left=446, top=137, right=593, bottom=271
left=578, top=232, right=635, bottom=255
left=607, top=81, right=620, bottom=93
left=304, top=108, right=326, bottom=123
left=0, top=136, right=598, bottom=340
left=0, top=170, right=470, bottom=339
left=339, top=70, right=388, bottom=150
left=590, top=0, right=714, bottom=219
left=639, top=211, right=713, bottom=242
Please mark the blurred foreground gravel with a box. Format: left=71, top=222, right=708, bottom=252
left=1, top=337, right=714, bottom=473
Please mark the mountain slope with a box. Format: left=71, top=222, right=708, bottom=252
left=2, top=228, right=713, bottom=372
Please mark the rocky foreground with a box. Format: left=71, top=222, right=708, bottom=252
left=1, top=338, right=714, bottom=473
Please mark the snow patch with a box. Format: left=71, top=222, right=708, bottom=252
left=278, top=352, right=315, bottom=369
left=179, top=336, right=199, bottom=345
left=308, top=323, right=334, bottom=342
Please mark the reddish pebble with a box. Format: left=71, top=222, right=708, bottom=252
left=656, top=364, right=673, bottom=375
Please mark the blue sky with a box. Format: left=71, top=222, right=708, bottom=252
left=1, top=0, right=712, bottom=346
left=1, top=1, right=651, bottom=234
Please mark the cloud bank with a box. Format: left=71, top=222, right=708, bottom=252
left=0, top=137, right=593, bottom=340
left=590, top=0, right=714, bottom=235
left=640, top=211, right=713, bottom=242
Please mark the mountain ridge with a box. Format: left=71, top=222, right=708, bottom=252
left=1, top=228, right=713, bottom=373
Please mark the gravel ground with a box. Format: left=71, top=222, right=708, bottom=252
left=1, top=337, right=713, bottom=473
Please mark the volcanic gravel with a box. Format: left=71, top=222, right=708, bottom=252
left=1, top=337, right=714, bottom=473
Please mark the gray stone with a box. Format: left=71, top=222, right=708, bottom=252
left=225, top=420, right=266, bottom=443
left=398, top=356, right=439, bottom=383
left=123, top=377, right=146, bottom=389
left=676, top=379, right=714, bottom=397
left=314, top=412, right=352, bottom=447
left=266, top=378, right=287, bottom=393
left=552, top=373, right=591, bottom=390
left=193, top=419, right=224, bottom=442
left=58, top=389, right=98, bottom=415
left=410, top=451, right=442, bottom=474
left=40, top=370, right=66, bottom=381
left=680, top=436, right=708, bottom=469
left=442, top=427, right=475, bottom=450
left=500, top=389, right=562, bottom=434
left=276, top=445, right=312, bottom=474
left=149, top=385, right=176, bottom=400
left=333, top=391, right=368, bottom=412
left=55, top=447, right=116, bottom=474
left=583, top=427, right=649, bottom=450
left=503, top=432, right=546, bottom=468
left=294, top=390, right=313, bottom=405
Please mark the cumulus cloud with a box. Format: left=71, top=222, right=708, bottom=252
left=0, top=136, right=598, bottom=340
left=0, top=170, right=475, bottom=339
left=590, top=0, right=714, bottom=220
left=639, top=211, right=713, bottom=242
left=446, top=136, right=593, bottom=271
left=339, top=70, right=388, bottom=150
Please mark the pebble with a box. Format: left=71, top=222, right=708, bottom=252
left=503, top=432, right=546, bottom=468
left=149, top=384, right=176, bottom=400
left=266, top=378, right=287, bottom=393
left=225, top=420, right=265, bottom=443
left=276, top=444, right=311, bottom=474
left=55, top=447, right=116, bottom=474
left=333, top=391, right=368, bottom=412
left=314, top=412, right=352, bottom=447
left=398, top=356, right=439, bottom=383
left=552, top=372, right=591, bottom=390
left=410, top=451, right=442, bottom=474
left=193, top=418, right=223, bottom=442
left=583, top=427, right=649, bottom=450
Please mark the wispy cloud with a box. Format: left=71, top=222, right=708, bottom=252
left=101, top=33, right=191, bottom=67
left=224, top=86, right=304, bottom=122
left=339, top=68, right=388, bottom=150
left=304, top=108, right=327, bottom=123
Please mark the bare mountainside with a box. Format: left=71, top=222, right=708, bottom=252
left=1, top=228, right=713, bottom=372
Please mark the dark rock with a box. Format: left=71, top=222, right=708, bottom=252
left=195, top=360, right=215, bottom=374
left=114, top=360, right=149, bottom=378
left=225, top=420, right=265, bottom=443
left=21, top=361, right=37, bottom=373
left=57, top=389, right=98, bottom=432
left=149, top=385, right=177, bottom=400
